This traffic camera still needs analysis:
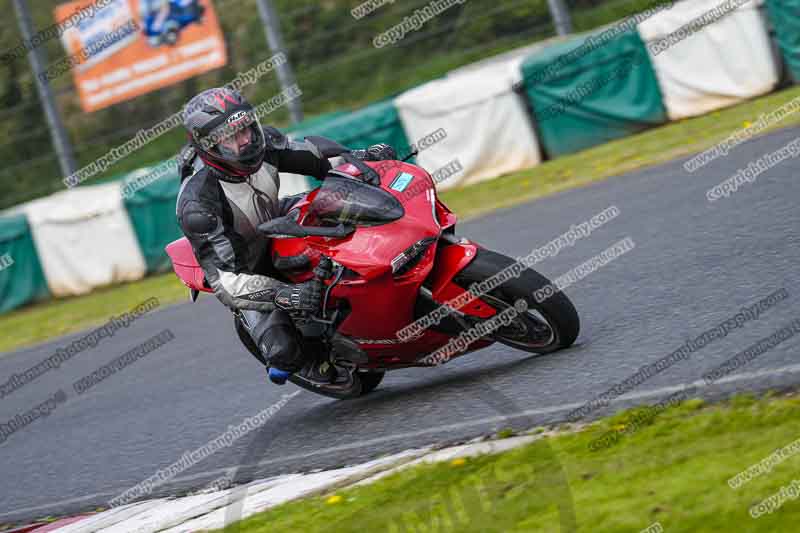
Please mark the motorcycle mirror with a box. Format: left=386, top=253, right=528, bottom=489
left=257, top=216, right=304, bottom=238
left=340, top=153, right=381, bottom=186
left=258, top=216, right=356, bottom=239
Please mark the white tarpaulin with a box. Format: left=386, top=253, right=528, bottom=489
left=20, top=182, right=147, bottom=297
left=638, top=0, right=779, bottom=120
left=396, top=51, right=542, bottom=190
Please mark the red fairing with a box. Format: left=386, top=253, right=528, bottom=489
left=166, top=159, right=502, bottom=369
left=166, top=238, right=213, bottom=293
left=428, top=241, right=496, bottom=319
left=271, top=160, right=498, bottom=367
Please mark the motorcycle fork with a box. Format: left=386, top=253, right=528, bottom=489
left=416, top=286, right=482, bottom=336
left=306, top=262, right=368, bottom=367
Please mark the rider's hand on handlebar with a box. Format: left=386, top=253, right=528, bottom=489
left=313, top=256, right=333, bottom=281
left=273, top=256, right=333, bottom=318
left=352, top=143, right=397, bottom=162
left=274, top=280, right=322, bottom=316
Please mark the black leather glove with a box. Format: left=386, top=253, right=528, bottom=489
left=273, top=256, right=333, bottom=318
left=352, top=143, right=397, bottom=162
left=313, top=256, right=334, bottom=281
left=274, top=280, right=323, bottom=317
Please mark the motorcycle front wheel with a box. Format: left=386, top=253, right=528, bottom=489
left=453, top=248, right=580, bottom=354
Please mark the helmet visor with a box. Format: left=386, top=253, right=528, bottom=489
left=202, top=110, right=266, bottom=167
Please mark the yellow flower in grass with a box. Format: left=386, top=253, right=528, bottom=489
left=326, top=495, right=343, bottom=505
left=450, top=458, right=467, bottom=467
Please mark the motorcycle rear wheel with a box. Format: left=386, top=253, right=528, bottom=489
left=358, top=370, right=385, bottom=395
left=453, top=248, right=580, bottom=354
left=235, top=315, right=383, bottom=399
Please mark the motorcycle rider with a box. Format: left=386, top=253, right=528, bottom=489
left=176, top=87, right=396, bottom=384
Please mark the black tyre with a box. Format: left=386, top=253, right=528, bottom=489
left=358, top=371, right=385, bottom=394
left=288, top=368, right=362, bottom=400
left=234, top=315, right=267, bottom=365
left=236, top=315, right=378, bottom=400
left=453, top=248, right=580, bottom=354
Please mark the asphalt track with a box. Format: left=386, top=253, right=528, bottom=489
left=1, top=127, right=799, bottom=524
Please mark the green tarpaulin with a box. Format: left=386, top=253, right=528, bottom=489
left=766, top=0, right=800, bottom=83
left=0, top=214, right=49, bottom=314
left=122, top=164, right=183, bottom=273
left=288, top=100, right=412, bottom=186
left=285, top=110, right=349, bottom=137
left=290, top=100, right=409, bottom=152
left=520, top=28, right=667, bottom=158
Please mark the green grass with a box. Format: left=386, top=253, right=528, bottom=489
left=213, top=391, right=800, bottom=532
left=440, top=85, right=800, bottom=220
left=2, top=85, right=800, bottom=354
left=0, top=271, right=187, bottom=354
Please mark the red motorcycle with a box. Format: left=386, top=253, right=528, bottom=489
left=166, top=153, right=579, bottom=399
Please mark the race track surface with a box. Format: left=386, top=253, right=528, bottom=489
left=1, top=127, right=798, bottom=523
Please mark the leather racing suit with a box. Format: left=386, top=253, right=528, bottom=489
left=176, top=126, right=393, bottom=375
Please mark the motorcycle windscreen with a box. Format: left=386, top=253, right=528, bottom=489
left=306, top=176, right=404, bottom=227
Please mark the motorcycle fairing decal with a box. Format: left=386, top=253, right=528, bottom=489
left=389, top=172, right=414, bottom=192
left=351, top=335, right=421, bottom=345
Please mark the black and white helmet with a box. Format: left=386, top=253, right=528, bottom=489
left=183, top=87, right=266, bottom=180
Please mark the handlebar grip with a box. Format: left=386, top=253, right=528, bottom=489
left=314, top=256, right=334, bottom=280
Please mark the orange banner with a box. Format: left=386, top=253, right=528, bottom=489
left=54, top=0, right=227, bottom=112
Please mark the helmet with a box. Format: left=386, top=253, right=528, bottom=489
left=183, top=88, right=266, bottom=181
